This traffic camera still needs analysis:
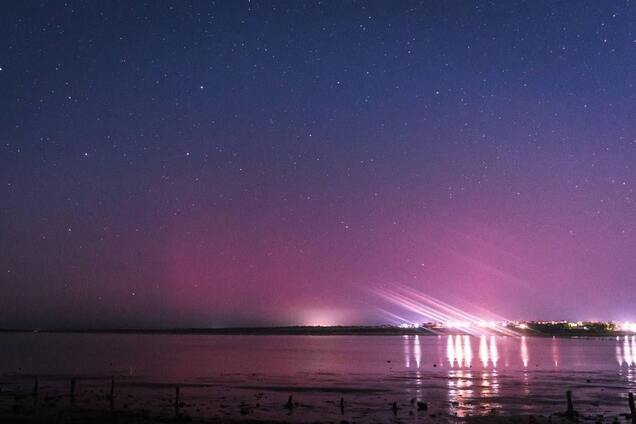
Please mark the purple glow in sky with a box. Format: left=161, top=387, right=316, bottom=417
left=1, top=1, right=635, bottom=328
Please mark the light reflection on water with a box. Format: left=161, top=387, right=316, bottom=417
left=623, top=335, right=632, bottom=365
left=448, top=369, right=474, bottom=417
left=520, top=336, right=529, bottom=368
left=403, top=335, right=410, bottom=368
left=617, top=335, right=636, bottom=388
left=463, top=335, right=473, bottom=368
left=477, top=335, right=500, bottom=368
left=404, top=334, right=636, bottom=414
left=403, top=334, right=543, bottom=415
left=614, top=335, right=636, bottom=366
left=414, top=335, right=421, bottom=368
left=3, top=333, right=636, bottom=378
left=479, top=336, right=489, bottom=367
left=398, top=333, right=636, bottom=373
left=394, top=334, right=636, bottom=416
left=2, top=333, right=636, bottom=419
left=490, top=335, right=499, bottom=367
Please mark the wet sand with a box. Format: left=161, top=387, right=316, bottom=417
left=1, top=372, right=634, bottom=423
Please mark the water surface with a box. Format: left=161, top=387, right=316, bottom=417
left=1, top=333, right=635, bottom=421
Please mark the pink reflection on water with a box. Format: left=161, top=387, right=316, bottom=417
left=620, top=337, right=636, bottom=388
left=455, top=335, right=464, bottom=367
left=478, top=368, right=501, bottom=414
left=520, top=336, right=529, bottom=368
left=446, top=336, right=505, bottom=416
left=617, top=340, right=624, bottom=367
left=402, top=335, right=422, bottom=369
left=479, top=336, right=489, bottom=367
left=447, top=335, right=456, bottom=367
left=447, top=369, right=474, bottom=417
left=463, top=335, right=473, bottom=368
left=520, top=336, right=530, bottom=397
left=478, top=336, right=500, bottom=368
left=414, top=335, right=422, bottom=368
left=490, top=336, right=499, bottom=367
left=403, top=335, right=411, bottom=368
left=623, top=336, right=634, bottom=366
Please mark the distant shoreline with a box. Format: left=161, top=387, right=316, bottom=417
left=0, top=325, right=631, bottom=337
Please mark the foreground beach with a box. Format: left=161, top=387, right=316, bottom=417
left=1, top=410, right=630, bottom=424
left=2, top=382, right=633, bottom=424
left=1, top=370, right=634, bottom=424
left=1, top=395, right=632, bottom=424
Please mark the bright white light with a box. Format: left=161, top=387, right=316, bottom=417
left=462, top=335, right=473, bottom=367
left=490, top=335, right=499, bottom=367
left=479, top=336, right=489, bottom=367
left=621, top=322, right=636, bottom=332
left=520, top=336, right=529, bottom=368
left=445, top=320, right=472, bottom=329
left=414, top=335, right=421, bottom=368
left=447, top=335, right=456, bottom=367
left=373, top=285, right=519, bottom=336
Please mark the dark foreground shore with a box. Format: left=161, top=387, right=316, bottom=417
left=0, top=408, right=629, bottom=424
left=2, top=378, right=633, bottom=424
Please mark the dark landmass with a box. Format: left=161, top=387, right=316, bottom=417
left=0, top=325, right=431, bottom=336
left=0, top=323, right=631, bottom=337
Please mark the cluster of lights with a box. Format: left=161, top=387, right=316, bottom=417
left=477, top=320, right=500, bottom=329
left=402, top=320, right=506, bottom=329
left=445, top=320, right=473, bottom=329
left=374, top=285, right=519, bottom=336
left=620, top=322, right=636, bottom=332
left=378, top=285, right=636, bottom=337
left=445, top=320, right=502, bottom=329
left=395, top=319, right=636, bottom=334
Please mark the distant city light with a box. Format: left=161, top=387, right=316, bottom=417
left=374, top=285, right=636, bottom=336
left=373, top=285, right=520, bottom=336
left=620, top=322, right=636, bottom=332
left=388, top=320, right=636, bottom=335
left=475, top=320, right=499, bottom=329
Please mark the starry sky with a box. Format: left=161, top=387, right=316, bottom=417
left=1, top=1, right=635, bottom=329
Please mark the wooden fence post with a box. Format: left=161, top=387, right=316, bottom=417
left=70, top=378, right=76, bottom=406
left=175, top=385, right=180, bottom=417
left=566, top=390, right=574, bottom=417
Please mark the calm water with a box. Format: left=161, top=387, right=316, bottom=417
left=1, top=333, right=636, bottom=421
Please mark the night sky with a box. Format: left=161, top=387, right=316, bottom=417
left=1, top=1, right=635, bottom=329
